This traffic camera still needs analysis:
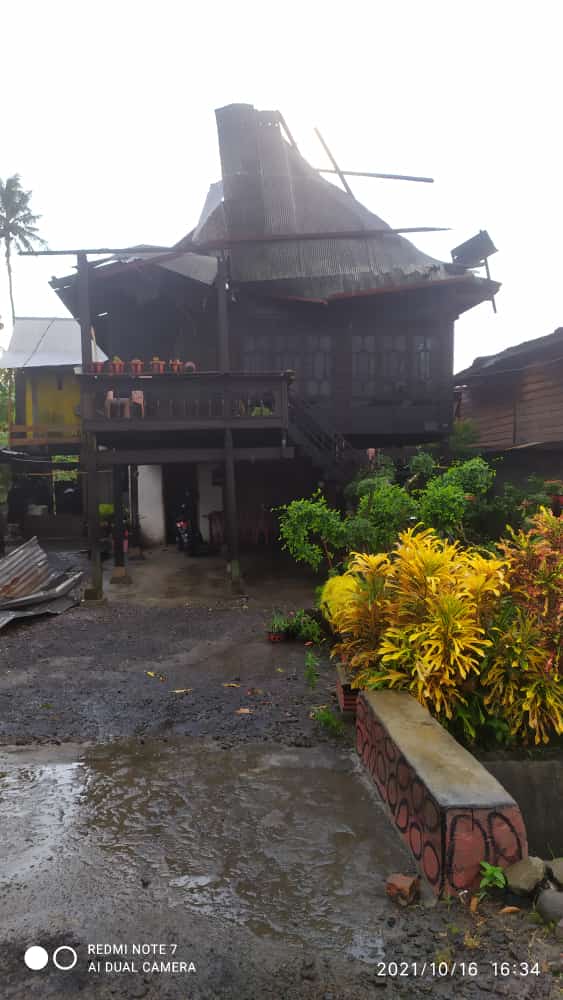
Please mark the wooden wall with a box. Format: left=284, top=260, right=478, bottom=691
left=91, top=269, right=458, bottom=442
left=459, top=358, right=563, bottom=450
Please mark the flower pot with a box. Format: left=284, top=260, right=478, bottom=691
left=267, top=631, right=285, bottom=643
left=151, top=360, right=166, bottom=374
left=108, top=361, right=125, bottom=374
left=130, top=359, right=144, bottom=375
left=169, top=360, right=183, bottom=374
left=90, top=360, right=105, bottom=374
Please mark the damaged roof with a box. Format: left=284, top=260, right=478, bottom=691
left=50, top=103, right=498, bottom=312
left=184, top=103, right=498, bottom=305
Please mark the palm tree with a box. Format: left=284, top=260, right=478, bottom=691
left=0, top=174, right=47, bottom=323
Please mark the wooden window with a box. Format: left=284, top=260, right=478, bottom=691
left=242, top=332, right=331, bottom=399
left=352, top=333, right=408, bottom=400
left=414, top=335, right=434, bottom=382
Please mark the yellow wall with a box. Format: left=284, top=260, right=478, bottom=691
left=24, top=369, right=80, bottom=428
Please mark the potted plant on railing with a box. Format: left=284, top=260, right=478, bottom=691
left=169, top=358, right=183, bottom=374
left=90, top=359, right=105, bottom=374
left=151, top=356, right=166, bottom=374
left=250, top=402, right=273, bottom=417
left=108, top=356, right=125, bottom=374
left=130, top=358, right=144, bottom=375
left=184, top=361, right=197, bottom=374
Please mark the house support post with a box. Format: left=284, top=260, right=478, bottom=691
left=217, top=252, right=243, bottom=590
left=128, top=464, right=142, bottom=558
left=224, top=427, right=241, bottom=590
left=84, top=433, right=104, bottom=601
left=110, top=465, right=132, bottom=584
left=78, top=253, right=104, bottom=602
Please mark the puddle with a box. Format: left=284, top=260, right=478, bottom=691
left=0, top=739, right=408, bottom=958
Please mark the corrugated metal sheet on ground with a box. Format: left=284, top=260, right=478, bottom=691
left=0, top=594, right=79, bottom=630
left=0, top=537, right=83, bottom=629
left=0, top=537, right=51, bottom=599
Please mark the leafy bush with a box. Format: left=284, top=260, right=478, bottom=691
left=408, top=449, right=436, bottom=482
left=286, top=609, right=324, bottom=644
left=324, top=527, right=509, bottom=724
left=277, top=490, right=345, bottom=570
left=442, top=457, right=495, bottom=497
left=321, top=513, right=563, bottom=747
left=345, top=483, right=419, bottom=553
left=482, top=508, right=563, bottom=744
left=319, top=575, right=360, bottom=627
left=448, top=419, right=481, bottom=458
left=418, top=478, right=468, bottom=537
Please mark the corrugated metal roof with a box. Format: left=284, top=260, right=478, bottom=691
left=190, top=104, right=456, bottom=300
left=455, top=328, right=563, bottom=381
left=0, top=317, right=108, bottom=369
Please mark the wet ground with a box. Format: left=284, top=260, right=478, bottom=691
left=0, top=551, right=561, bottom=998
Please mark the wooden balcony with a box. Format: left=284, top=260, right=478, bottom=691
left=81, top=371, right=290, bottom=433
left=9, top=423, right=81, bottom=448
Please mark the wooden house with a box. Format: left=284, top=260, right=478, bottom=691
left=46, top=103, right=497, bottom=591
left=454, top=328, right=563, bottom=485
left=0, top=318, right=108, bottom=539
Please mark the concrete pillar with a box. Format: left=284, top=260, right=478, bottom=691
left=137, top=465, right=166, bottom=547
left=197, top=463, right=223, bottom=542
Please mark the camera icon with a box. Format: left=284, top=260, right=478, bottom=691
left=24, top=945, right=78, bottom=971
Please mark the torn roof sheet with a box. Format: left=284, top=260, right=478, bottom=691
left=182, top=103, right=495, bottom=304
left=0, top=537, right=82, bottom=629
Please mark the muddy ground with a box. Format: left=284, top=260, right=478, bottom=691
left=0, top=555, right=561, bottom=999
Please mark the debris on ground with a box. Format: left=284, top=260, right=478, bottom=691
left=385, top=873, right=420, bottom=906
left=0, top=537, right=82, bottom=630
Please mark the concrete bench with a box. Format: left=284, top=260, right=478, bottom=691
left=356, top=690, right=528, bottom=896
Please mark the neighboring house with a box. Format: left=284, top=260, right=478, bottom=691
left=1, top=316, right=106, bottom=451
left=46, top=102, right=497, bottom=559
left=454, top=328, right=563, bottom=484
left=0, top=318, right=107, bottom=540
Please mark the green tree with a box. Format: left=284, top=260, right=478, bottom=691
left=0, top=175, right=47, bottom=323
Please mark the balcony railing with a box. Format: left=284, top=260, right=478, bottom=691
left=81, top=371, right=290, bottom=432
left=9, top=423, right=81, bottom=448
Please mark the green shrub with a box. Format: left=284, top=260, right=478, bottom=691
left=443, top=457, right=495, bottom=496
left=344, top=482, right=419, bottom=553
left=286, top=610, right=324, bottom=644
left=277, top=491, right=345, bottom=570
left=408, top=449, right=436, bottom=481
left=418, top=478, right=468, bottom=536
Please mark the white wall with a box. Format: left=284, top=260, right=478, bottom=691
left=197, top=464, right=223, bottom=541
left=138, top=465, right=166, bottom=546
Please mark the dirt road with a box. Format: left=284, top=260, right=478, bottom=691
left=0, top=566, right=560, bottom=999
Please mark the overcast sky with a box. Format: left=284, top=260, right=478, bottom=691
left=1, top=0, right=560, bottom=372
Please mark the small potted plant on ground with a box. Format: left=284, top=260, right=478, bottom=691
left=267, top=611, right=288, bottom=643
left=151, top=356, right=166, bottom=374
left=545, top=480, right=563, bottom=505
left=169, top=358, right=183, bottom=374
left=108, top=355, right=125, bottom=374
left=130, top=358, right=144, bottom=375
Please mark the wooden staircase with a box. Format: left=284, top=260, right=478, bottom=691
left=288, top=395, right=364, bottom=481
